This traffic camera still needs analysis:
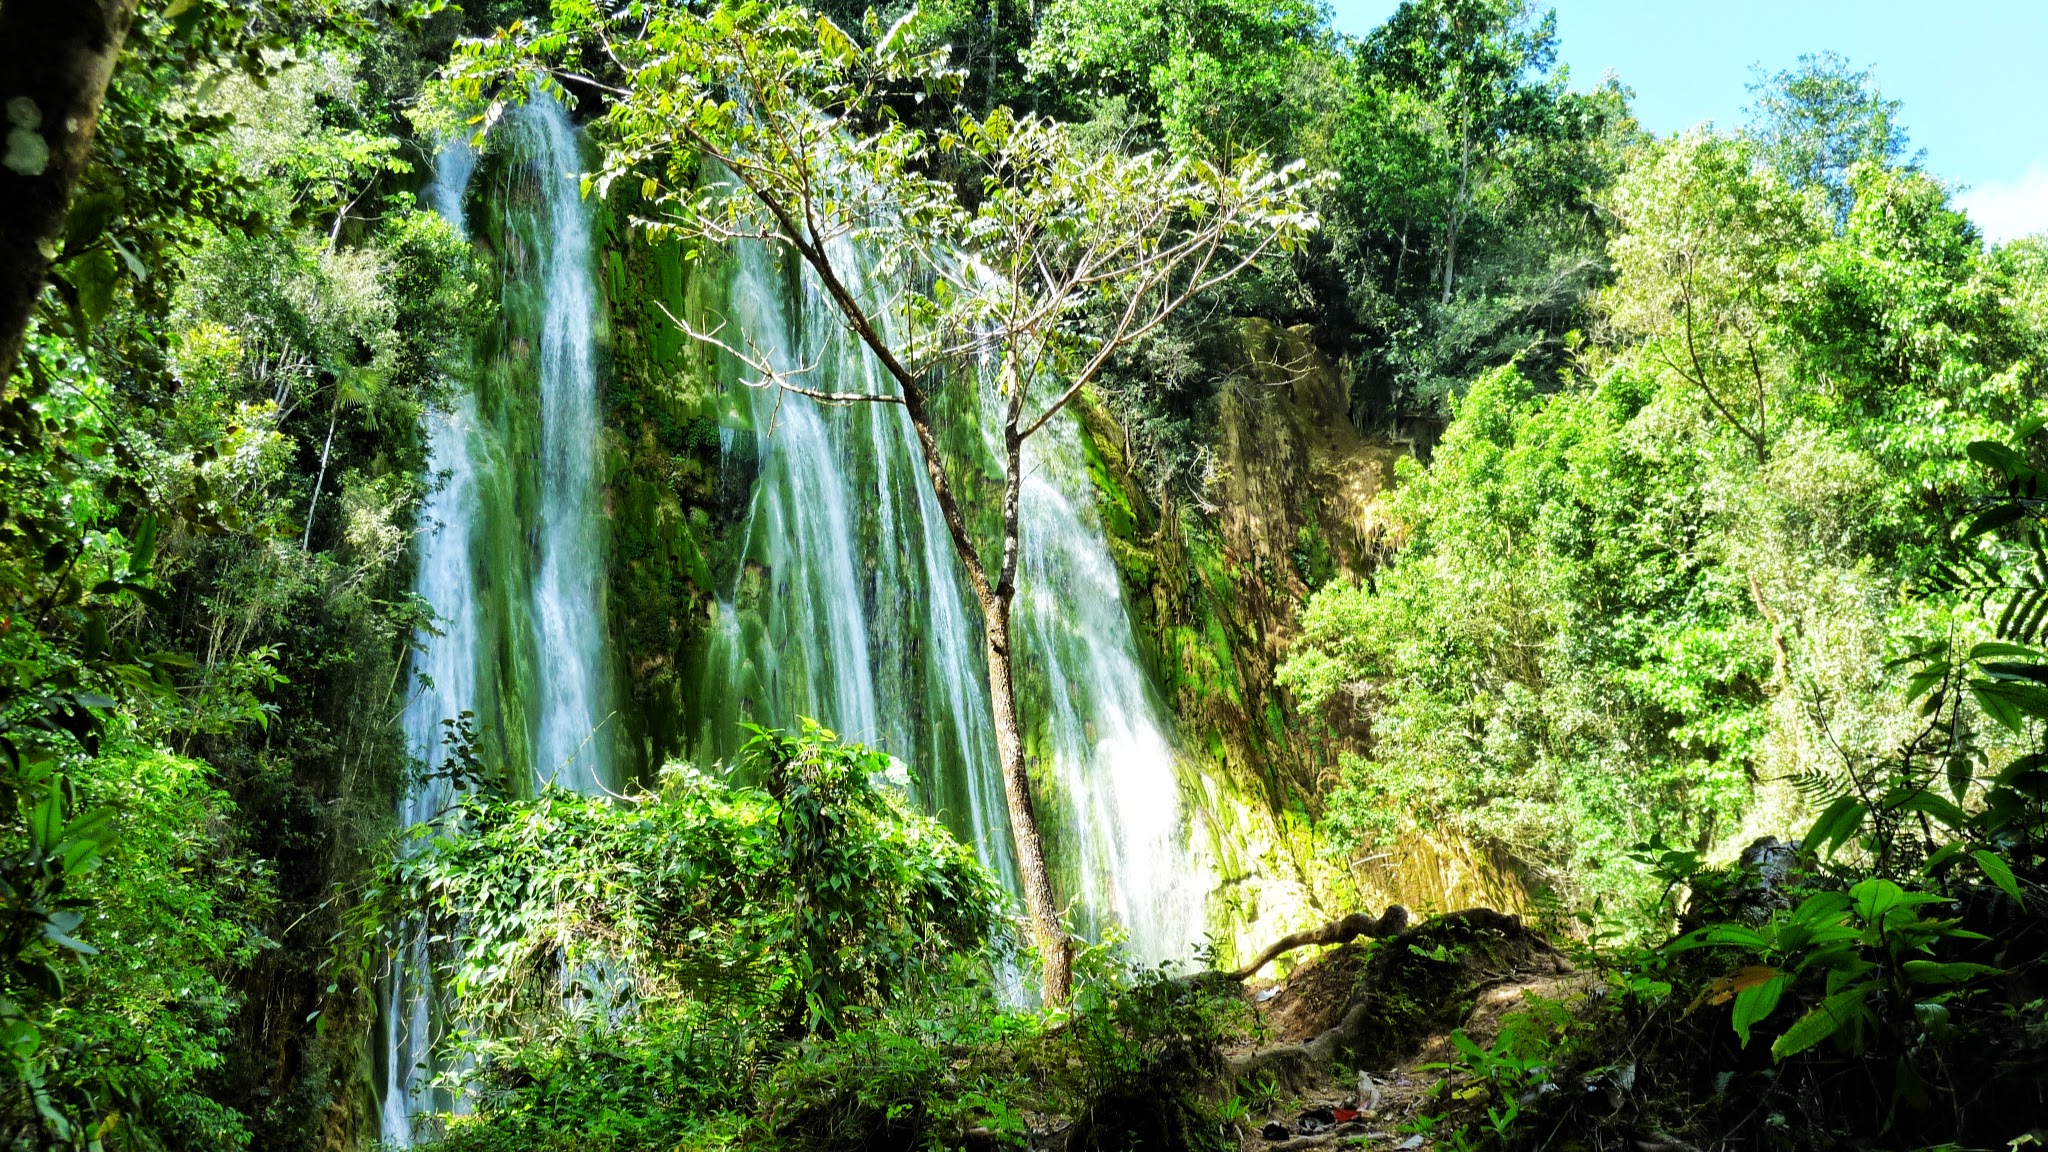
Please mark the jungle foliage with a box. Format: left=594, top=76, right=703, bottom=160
left=407, top=722, right=1254, bottom=1152
left=1281, top=132, right=2048, bottom=922
left=0, top=3, right=490, bottom=1147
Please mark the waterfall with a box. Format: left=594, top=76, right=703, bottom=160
left=698, top=239, right=1018, bottom=892
left=700, top=236, right=1213, bottom=967
left=522, top=100, right=615, bottom=792
left=382, top=93, right=615, bottom=1146
left=384, top=99, right=1218, bottom=1137
left=1014, top=420, right=1215, bottom=964
left=382, top=135, right=482, bottom=1149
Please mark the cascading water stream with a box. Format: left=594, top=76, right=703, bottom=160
left=1012, top=420, right=1215, bottom=964
left=698, top=238, right=1018, bottom=892
left=382, top=94, right=615, bottom=1146
left=522, top=101, right=615, bottom=792
left=701, top=232, right=1212, bottom=967
left=382, top=135, right=481, bottom=1148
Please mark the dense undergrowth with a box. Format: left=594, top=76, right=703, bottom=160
left=398, top=722, right=1259, bottom=1152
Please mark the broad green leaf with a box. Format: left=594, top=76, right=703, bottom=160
left=1900, top=960, right=2000, bottom=985
left=129, top=512, right=158, bottom=576
left=1996, top=752, right=2048, bottom=788
left=1771, top=984, right=1868, bottom=1061
left=1731, top=970, right=1787, bottom=1047
left=1970, top=681, right=2028, bottom=736
left=1803, top=795, right=1866, bottom=856
left=1789, top=890, right=1854, bottom=926
left=1959, top=501, right=2029, bottom=541
left=1970, top=641, right=2048, bottom=662
left=1971, top=849, right=2025, bottom=906
left=1947, top=751, right=1974, bottom=802
left=1968, top=439, right=2036, bottom=481
left=1851, top=878, right=1910, bottom=924
left=1894, top=789, right=1968, bottom=830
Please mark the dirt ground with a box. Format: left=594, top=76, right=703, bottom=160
left=1228, top=910, right=1595, bottom=1151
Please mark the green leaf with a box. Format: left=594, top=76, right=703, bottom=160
left=1789, top=890, right=1854, bottom=925
left=1971, top=681, right=2029, bottom=736
left=1450, top=1030, right=1485, bottom=1061
left=1803, top=795, right=1866, bottom=856
left=1850, top=878, right=1935, bottom=925
left=1894, top=789, right=1969, bottom=830
left=1996, top=752, right=2048, bottom=788
left=1970, top=641, right=2047, bottom=662
left=69, top=248, right=120, bottom=329
left=1947, top=751, right=1974, bottom=803
left=815, top=14, right=861, bottom=64
left=1666, top=924, right=1769, bottom=953
left=1971, top=849, right=2025, bottom=906
left=29, top=790, right=62, bottom=854
left=1731, top=971, right=1787, bottom=1047
left=1968, top=439, right=2036, bottom=481
left=1960, top=501, right=2029, bottom=541
left=1922, top=842, right=1967, bottom=875
left=1904, top=664, right=1950, bottom=701
left=1771, top=984, right=1869, bottom=1061
left=41, top=911, right=97, bottom=956
left=62, top=190, right=121, bottom=255
left=129, top=513, right=158, bottom=576
left=1900, top=960, right=2000, bottom=985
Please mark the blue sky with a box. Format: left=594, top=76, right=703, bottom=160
left=1324, top=1, right=2048, bottom=242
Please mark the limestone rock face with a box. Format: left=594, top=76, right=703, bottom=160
left=1074, top=319, right=1526, bottom=947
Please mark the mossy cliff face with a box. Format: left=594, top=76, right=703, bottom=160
left=1074, top=319, right=1527, bottom=937
left=591, top=197, right=739, bottom=777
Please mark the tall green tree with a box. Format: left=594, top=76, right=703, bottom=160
left=1746, top=51, right=1913, bottom=229
left=1283, top=122, right=2048, bottom=922
left=1358, top=0, right=1555, bottom=305
left=1327, top=0, right=1627, bottom=416
left=1021, top=0, right=1330, bottom=158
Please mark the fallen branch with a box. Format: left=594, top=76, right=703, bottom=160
left=1230, top=905, right=1410, bottom=981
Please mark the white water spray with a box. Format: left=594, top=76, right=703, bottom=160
left=705, top=232, right=1213, bottom=966
left=382, top=135, right=481, bottom=1150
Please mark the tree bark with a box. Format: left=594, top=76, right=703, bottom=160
left=0, top=0, right=141, bottom=380
left=983, top=590, right=1073, bottom=1006
left=1440, top=125, right=1470, bottom=306
left=983, top=408, right=1073, bottom=1007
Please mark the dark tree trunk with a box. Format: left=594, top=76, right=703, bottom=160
left=0, top=0, right=140, bottom=379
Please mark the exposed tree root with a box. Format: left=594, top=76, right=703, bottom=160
left=1226, top=908, right=1561, bottom=1096
left=1228, top=905, right=1411, bottom=981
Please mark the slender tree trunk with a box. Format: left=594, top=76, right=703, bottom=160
left=1393, top=219, right=1409, bottom=295
left=982, top=587, right=1072, bottom=1005
left=983, top=403, right=1072, bottom=1006
left=302, top=395, right=342, bottom=551
left=0, top=0, right=141, bottom=379
left=1441, top=125, right=1471, bottom=306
